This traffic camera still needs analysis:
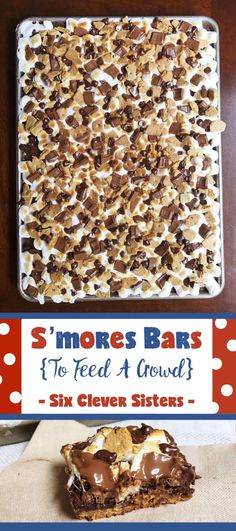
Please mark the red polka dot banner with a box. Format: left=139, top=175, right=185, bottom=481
left=0, top=320, right=21, bottom=414
left=213, top=319, right=236, bottom=413
left=0, top=318, right=235, bottom=414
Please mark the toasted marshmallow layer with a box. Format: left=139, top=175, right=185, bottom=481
left=18, top=17, right=224, bottom=302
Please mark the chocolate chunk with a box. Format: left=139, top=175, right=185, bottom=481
left=74, top=252, right=89, bottom=261
left=179, top=20, right=192, bottom=33
left=148, top=258, right=157, bottom=270
left=72, top=276, right=81, bottom=291
left=47, top=166, right=64, bottom=178
left=84, top=59, right=97, bottom=72
left=169, top=220, right=180, bottom=233
left=129, top=25, right=145, bottom=40
left=129, top=85, right=139, bottom=98
left=151, top=74, right=162, bottom=86
left=199, top=223, right=210, bottom=238
left=191, top=74, right=203, bottom=86
left=34, top=260, right=45, bottom=272
left=172, top=172, right=185, bottom=186
left=156, top=273, right=169, bottom=288
left=154, top=241, right=170, bottom=256
left=66, top=115, right=79, bottom=128
left=58, top=137, right=69, bottom=153
left=81, top=105, right=97, bottom=117
left=99, top=81, right=112, bottom=95
left=159, top=205, right=179, bottom=220
left=200, top=119, right=211, bottom=131
left=83, top=196, right=97, bottom=213
left=185, top=242, right=202, bottom=254
left=207, top=88, right=215, bottom=101
left=110, top=279, right=122, bottom=293
left=130, top=128, right=142, bottom=143
left=196, top=134, right=208, bottom=147
left=129, top=225, right=138, bottom=238
left=198, top=100, right=209, bottom=115
left=90, top=239, right=103, bottom=254
left=114, top=260, right=126, bottom=273
left=173, top=67, right=186, bottom=79
left=150, top=31, right=165, bottom=45
left=91, top=137, right=104, bottom=151
left=185, top=38, right=199, bottom=51
left=41, top=73, right=51, bottom=86
left=202, top=157, right=211, bottom=170
left=29, top=87, right=44, bottom=101
left=186, top=198, right=198, bottom=210
left=54, top=236, right=67, bottom=253
left=129, top=190, right=141, bottom=212
left=186, top=259, right=198, bottom=269
left=114, top=46, right=127, bottom=57
left=142, top=101, right=154, bottom=115
left=25, top=44, right=34, bottom=60
left=27, top=169, right=43, bottom=183
left=169, top=122, right=181, bottom=135
left=26, top=221, right=40, bottom=231
left=129, top=428, right=146, bottom=444
left=73, top=154, right=89, bottom=168
left=158, top=156, right=169, bottom=168
left=50, top=54, right=60, bottom=71
left=105, top=65, right=119, bottom=78
left=86, top=267, right=97, bottom=278
left=55, top=211, right=67, bottom=223
left=94, top=450, right=117, bottom=464
left=70, top=80, right=79, bottom=93
left=76, top=182, right=88, bottom=201
left=26, top=285, right=38, bottom=298
left=45, top=150, right=58, bottom=162
left=74, top=26, right=88, bottom=36
left=105, top=215, right=117, bottom=230
left=163, top=43, right=176, bottom=58
left=76, top=131, right=90, bottom=143
left=197, top=176, right=208, bottom=189
left=159, top=206, right=171, bottom=219
left=111, top=172, right=127, bottom=189
left=173, top=88, right=183, bottom=101
left=178, top=104, right=191, bottom=113
left=24, top=100, right=34, bottom=113
left=83, top=91, right=95, bottom=104
left=141, top=423, right=154, bottom=435
left=159, top=443, right=179, bottom=456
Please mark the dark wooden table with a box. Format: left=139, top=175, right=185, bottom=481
left=0, top=0, right=235, bottom=313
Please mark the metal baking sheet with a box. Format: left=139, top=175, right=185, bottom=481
left=0, top=421, right=38, bottom=446
left=16, top=16, right=225, bottom=302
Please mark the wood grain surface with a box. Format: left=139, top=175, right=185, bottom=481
left=0, top=0, right=235, bottom=313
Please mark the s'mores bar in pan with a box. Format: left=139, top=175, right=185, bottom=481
left=17, top=17, right=225, bottom=303
left=61, top=424, right=197, bottom=520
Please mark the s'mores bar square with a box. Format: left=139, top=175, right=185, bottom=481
left=61, top=424, right=197, bottom=520
left=18, top=17, right=225, bottom=303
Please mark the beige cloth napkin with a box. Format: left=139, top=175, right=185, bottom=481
left=0, top=420, right=235, bottom=522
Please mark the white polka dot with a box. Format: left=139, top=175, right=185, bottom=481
left=221, top=384, right=233, bottom=397
left=0, top=323, right=10, bottom=335
left=0, top=375, right=2, bottom=384
left=227, top=339, right=236, bottom=352
left=9, top=391, right=22, bottom=404
left=215, top=319, right=227, bottom=329
left=4, top=353, right=16, bottom=366
left=212, top=357, right=222, bottom=370
left=210, top=401, right=219, bottom=413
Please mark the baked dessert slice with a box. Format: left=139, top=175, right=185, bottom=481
left=61, top=424, right=197, bottom=520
